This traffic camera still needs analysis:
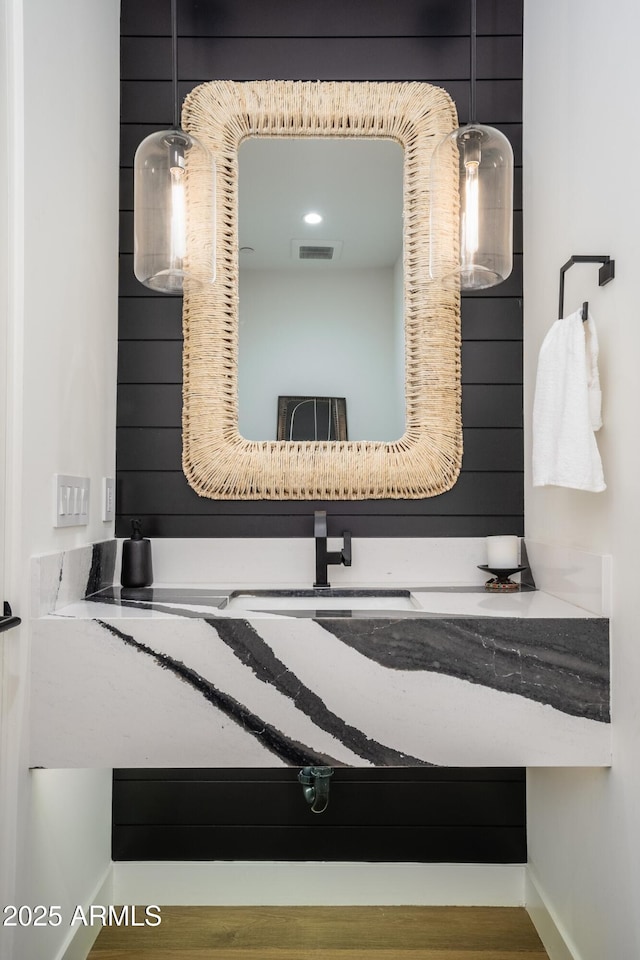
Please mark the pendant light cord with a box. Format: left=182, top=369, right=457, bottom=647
left=171, top=0, right=180, bottom=129
left=469, top=0, right=477, bottom=123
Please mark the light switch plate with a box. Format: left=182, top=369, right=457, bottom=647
left=102, top=477, right=114, bottom=522
left=53, top=475, right=90, bottom=527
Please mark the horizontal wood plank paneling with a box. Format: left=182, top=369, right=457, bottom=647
left=118, top=145, right=522, bottom=215
left=120, top=78, right=521, bottom=123
left=120, top=121, right=523, bottom=170
left=119, top=168, right=134, bottom=211
left=121, top=36, right=522, bottom=83
left=115, top=297, right=525, bottom=346
left=121, top=36, right=522, bottom=82
left=513, top=211, right=523, bottom=254
left=116, top=1, right=524, bottom=538
left=123, top=37, right=471, bottom=81
left=462, top=386, right=523, bottom=427
left=115, top=0, right=525, bottom=867
left=119, top=120, right=524, bottom=168
left=120, top=80, right=172, bottom=124
left=119, top=209, right=521, bottom=257
left=116, top=427, right=523, bottom=474
left=116, top=295, right=523, bottom=341
left=116, top=472, right=523, bottom=516
left=461, top=298, right=522, bottom=339
left=117, top=384, right=523, bottom=430
left=469, top=255, right=522, bottom=296
left=177, top=0, right=475, bottom=38
left=114, top=768, right=526, bottom=782
left=462, top=429, right=524, bottom=471
left=118, top=296, right=182, bottom=337
left=112, top=768, right=526, bottom=863
left=478, top=0, right=525, bottom=34
left=462, top=342, right=523, bottom=383
left=117, top=427, right=182, bottom=470
left=113, top=781, right=525, bottom=826
left=113, top=824, right=526, bottom=862
left=117, top=340, right=523, bottom=387
left=121, top=0, right=523, bottom=40
left=121, top=0, right=171, bottom=36
left=115, top=513, right=524, bottom=538
left=117, top=384, right=182, bottom=426
left=118, top=340, right=183, bottom=382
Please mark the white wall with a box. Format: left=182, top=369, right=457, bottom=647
left=1, top=1, right=120, bottom=958
left=0, top=0, right=9, bottom=601
left=524, top=2, right=640, bottom=956
left=0, top=0, right=16, bottom=950
left=238, top=267, right=404, bottom=440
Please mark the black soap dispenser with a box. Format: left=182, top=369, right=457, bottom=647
left=121, top=519, right=153, bottom=588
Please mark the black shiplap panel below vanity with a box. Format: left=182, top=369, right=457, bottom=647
left=112, top=768, right=526, bottom=863
left=116, top=0, right=525, bottom=865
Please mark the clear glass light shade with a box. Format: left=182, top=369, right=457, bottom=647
left=134, top=128, right=215, bottom=293
left=430, top=123, right=513, bottom=291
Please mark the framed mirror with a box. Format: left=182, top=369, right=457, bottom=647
left=181, top=80, right=461, bottom=500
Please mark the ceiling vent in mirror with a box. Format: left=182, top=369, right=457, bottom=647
left=300, top=245, right=333, bottom=260
left=292, top=239, right=343, bottom=261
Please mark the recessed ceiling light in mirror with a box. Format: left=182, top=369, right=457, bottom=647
left=303, top=212, right=323, bottom=225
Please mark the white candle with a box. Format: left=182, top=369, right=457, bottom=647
left=486, top=535, right=519, bottom=569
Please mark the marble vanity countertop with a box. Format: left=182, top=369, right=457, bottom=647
left=30, top=578, right=611, bottom=770
left=45, top=583, right=601, bottom=621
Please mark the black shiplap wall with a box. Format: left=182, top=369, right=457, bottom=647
left=115, top=0, right=524, bottom=865
left=115, top=0, right=525, bottom=866
left=117, top=0, right=524, bottom=539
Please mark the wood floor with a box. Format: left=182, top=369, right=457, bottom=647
left=88, top=906, right=549, bottom=959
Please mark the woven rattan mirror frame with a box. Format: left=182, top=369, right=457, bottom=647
left=181, top=80, right=461, bottom=500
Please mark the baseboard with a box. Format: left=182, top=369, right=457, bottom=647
left=113, top=861, right=525, bottom=907
left=58, top=864, right=114, bottom=960
left=526, top=868, right=582, bottom=960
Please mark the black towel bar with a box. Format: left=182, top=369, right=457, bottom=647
left=558, top=255, right=615, bottom=320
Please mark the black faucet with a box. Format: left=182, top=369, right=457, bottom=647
left=314, top=510, right=352, bottom=588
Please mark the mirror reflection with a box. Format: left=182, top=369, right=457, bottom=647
left=237, top=138, right=405, bottom=441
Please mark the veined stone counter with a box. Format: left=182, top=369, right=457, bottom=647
left=30, top=573, right=610, bottom=769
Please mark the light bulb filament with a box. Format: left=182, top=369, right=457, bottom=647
left=463, top=159, right=479, bottom=261
left=170, top=164, right=186, bottom=267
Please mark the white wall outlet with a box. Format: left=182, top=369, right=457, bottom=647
left=54, top=475, right=90, bottom=527
left=102, top=477, right=115, bottom=522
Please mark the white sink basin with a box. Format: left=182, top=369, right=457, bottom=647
left=220, top=589, right=593, bottom=619
left=225, top=590, right=419, bottom=612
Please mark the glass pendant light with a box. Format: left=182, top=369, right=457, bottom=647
left=430, top=0, right=513, bottom=291
left=133, top=0, right=215, bottom=293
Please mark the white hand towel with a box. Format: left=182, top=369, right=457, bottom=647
left=532, top=307, right=605, bottom=491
